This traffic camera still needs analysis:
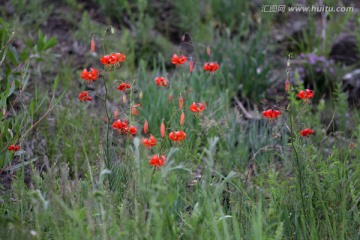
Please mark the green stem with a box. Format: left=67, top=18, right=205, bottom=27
left=103, top=77, right=111, bottom=171
left=289, top=103, right=308, bottom=237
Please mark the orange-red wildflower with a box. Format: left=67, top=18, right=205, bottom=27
left=297, top=89, right=314, bottom=102
left=171, top=54, right=187, bottom=65
left=189, top=102, right=205, bottom=113
left=262, top=109, right=281, bottom=120
left=80, top=68, right=99, bottom=82
left=112, top=119, right=128, bottom=132
left=169, top=130, right=186, bottom=142
left=149, top=154, right=166, bottom=167
left=8, top=145, right=20, bottom=152
left=142, top=134, right=157, bottom=148
left=117, top=82, right=131, bottom=92
left=155, top=77, right=169, bottom=87
left=300, top=128, right=315, bottom=137
left=100, top=53, right=126, bottom=65
left=127, top=125, right=137, bottom=135
left=203, top=62, right=219, bottom=73
left=79, top=91, right=92, bottom=102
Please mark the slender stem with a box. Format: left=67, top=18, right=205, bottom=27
left=289, top=102, right=308, bottom=237
left=88, top=90, right=105, bottom=101
left=286, top=53, right=308, bottom=237
left=103, top=77, right=111, bottom=170
left=150, top=167, right=156, bottom=185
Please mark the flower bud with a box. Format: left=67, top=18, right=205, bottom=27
left=114, top=108, right=119, bottom=119
left=91, top=37, right=95, bottom=53
left=179, top=95, right=183, bottom=109
left=180, top=111, right=185, bottom=125
left=189, top=60, right=194, bottom=73
left=160, top=121, right=165, bottom=138
left=144, top=120, right=148, bottom=134
left=285, top=79, right=290, bottom=92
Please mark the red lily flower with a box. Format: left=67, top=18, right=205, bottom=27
left=100, top=55, right=115, bottom=65
left=155, top=77, right=169, bottom=87
left=8, top=144, right=21, bottom=152
left=100, top=53, right=126, bottom=65
left=79, top=91, right=92, bottom=102
left=80, top=68, right=99, bottom=82
left=112, top=119, right=129, bottom=133
left=203, top=62, right=219, bottom=73
left=117, top=82, right=131, bottom=91
left=112, top=53, right=126, bottom=63
left=127, top=125, right=137, bottom=135
left=300, top=128, right=315, bottom=137
left=297, top=89, right=314, bottom=102
left=169, top=131, right=186, bottom=142
left=149, top=154, right=166, bottom=167
left=189, top=102, right=205, bottom=113
left=142, top=134, right=157, bottom=148
left=262, top=109, right=281, bottom=120
left=171, top=54, right=187, bottom=65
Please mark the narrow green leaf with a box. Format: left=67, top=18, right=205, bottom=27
left=44, top=37, right=57, bottom=50
left=29, top=99, right=34, bottom=118
left=53, top=75, right=59, bottom=91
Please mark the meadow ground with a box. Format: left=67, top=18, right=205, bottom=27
left=1, top=0, right=360, bottom=239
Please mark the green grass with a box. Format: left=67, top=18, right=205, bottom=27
left=1, top=0, right=360, bottom=239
